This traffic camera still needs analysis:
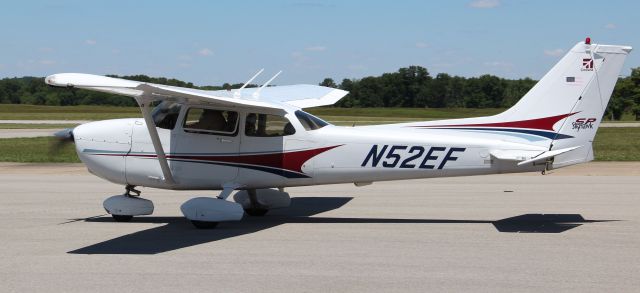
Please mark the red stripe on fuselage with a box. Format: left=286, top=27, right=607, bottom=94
left=96, top=145, right=341, bottom=174
left=414, top=112, right=578, bottom=131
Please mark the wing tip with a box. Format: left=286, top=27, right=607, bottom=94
left=44, top=73, right=141, bottom=88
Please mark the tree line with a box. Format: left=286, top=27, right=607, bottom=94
left=0, top=66, right=638, bottom=120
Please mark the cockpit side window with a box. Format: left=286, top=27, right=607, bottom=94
left=151, top=101, right=183, bottom=130
left=183, top=107, right=239, bottom=136
left=295, top=110, right=329, bottom=131
left=245, top=113, right=295, bottom=137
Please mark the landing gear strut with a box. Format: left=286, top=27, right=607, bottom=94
left=113, top=185, right=139, bottom=222
left=125, top=184, right=141, bottom=197
left=233, top=188, right=291, bottom=217
left=244, top=189, right=269, bottom=217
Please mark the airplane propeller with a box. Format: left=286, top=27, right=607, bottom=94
left=54, top=128, right=75, bottom=142
left=50, top=128, right=75, bottom=155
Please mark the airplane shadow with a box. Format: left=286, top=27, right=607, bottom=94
left=66, top=197, right=615, bottom=255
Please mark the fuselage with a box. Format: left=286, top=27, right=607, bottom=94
left=73, top=104, right=547, bottom=191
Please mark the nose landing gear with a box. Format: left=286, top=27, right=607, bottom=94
left=103, top=185, right=154, bottom=222
left=124, top=185, right=141, bottom=197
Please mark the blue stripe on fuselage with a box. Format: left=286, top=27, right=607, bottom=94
left=427, top=127, right=573, bottom=140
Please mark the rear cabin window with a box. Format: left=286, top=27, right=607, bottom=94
left=245, top=113, right=295, bottom=137
left=295, top=110, right=329, bottom=131
left=183, top=107, right=238, bottom=135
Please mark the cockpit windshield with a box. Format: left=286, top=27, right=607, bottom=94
left=295, top=110, right=330, bottom=131
left=151, top=101, right=182, bottom=130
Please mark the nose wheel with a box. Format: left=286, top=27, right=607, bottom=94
left=103, top=185, right=154, bottom=222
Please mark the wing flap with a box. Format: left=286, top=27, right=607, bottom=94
left=217, top=84, right=349, bottom=108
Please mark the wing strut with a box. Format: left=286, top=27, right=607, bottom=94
left=136, top=97, right=176, bottom=185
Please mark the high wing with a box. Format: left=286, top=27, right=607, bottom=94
left=45, top=73, right=348, bottom=109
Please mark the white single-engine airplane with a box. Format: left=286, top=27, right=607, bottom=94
left=46, top=39, right=631, bottom=228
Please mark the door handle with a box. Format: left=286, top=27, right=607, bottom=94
left=219, top=138, right=233, bottom=143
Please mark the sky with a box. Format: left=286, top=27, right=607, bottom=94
left=0, top=0, right=638, bottom=86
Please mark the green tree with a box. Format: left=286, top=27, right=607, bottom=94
left=319, top=78, right=337, bottom=88
left=1, top=66, right=639, bottom=114
left=424, top=73, right=451, bottom=108
left=607, top=68, right=640, bottom=120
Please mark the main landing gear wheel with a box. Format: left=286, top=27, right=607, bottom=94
left=191, top=220, right=219, bottom=229
left=244, top=208, right=269, bottom=217
left=233, top=188, right=290, bottom=217
left=180, top=197, right=244, bottom=229
left=112, top=215, right=133, bottom=222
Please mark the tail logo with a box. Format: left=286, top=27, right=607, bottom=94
left=582, top=58, right=594, bottom=71
left=572, top=118, right=596, bottom=131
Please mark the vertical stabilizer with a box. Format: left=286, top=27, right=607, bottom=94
left=493, top=39, right=631, bottom=167
left=549, top=42, right=631, bottom=167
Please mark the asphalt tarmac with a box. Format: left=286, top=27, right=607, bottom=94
left=0, top=162, right=639, bottom=292
left=0, top=129, right=58, bottom=139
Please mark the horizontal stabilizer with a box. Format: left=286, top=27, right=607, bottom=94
left=490, top=149, right=545, bottom=162
left=517, top=146, right=581, bottom=166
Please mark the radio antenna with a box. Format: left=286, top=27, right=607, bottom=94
left=252, top=70, right=282, bottom=99
left=234, top=68, right=264, bottom=98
